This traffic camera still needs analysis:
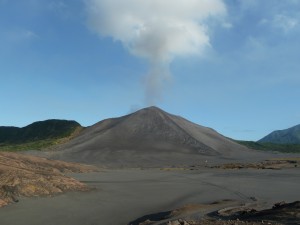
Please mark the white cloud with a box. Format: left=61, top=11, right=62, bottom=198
left=4, top=29, right=39, bottom=42
left=48, top=1, right=67, bottom=11
left=237, top=0, right=260, bottom=10
left=259, top=14, right=299, bottom=34
left=85, top=0, right=226, bottom=104
left=243, top=36, right=267, bottom=61
left=222, top=22, right=233, bottom=29
left=22, top=30, right=38, bottom=39
left=46, top=1, right=73, bottom=20
left=273, top=14, right=299, bottom=32
left=86, top=0, right=226, bottom=62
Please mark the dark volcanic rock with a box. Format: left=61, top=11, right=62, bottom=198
left=129, top=201, right=299, bottom=225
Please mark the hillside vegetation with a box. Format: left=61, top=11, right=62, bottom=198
left=0, top=120, right=83, bottom=151
left=237, top=140, right=300, bottom=153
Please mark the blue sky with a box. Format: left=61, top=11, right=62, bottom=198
left=0, top=0, right=299, bottom=141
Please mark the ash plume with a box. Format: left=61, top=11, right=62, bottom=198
left=85, top=0, right=226, bottom=105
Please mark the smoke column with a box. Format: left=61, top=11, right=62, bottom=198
left=85, top=0, right=226, bottom=105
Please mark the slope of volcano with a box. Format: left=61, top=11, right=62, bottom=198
left=51, top=107, right=264, bottom=166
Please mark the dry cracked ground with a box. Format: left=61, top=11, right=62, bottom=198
left=0, top=151, right=97, bottom=207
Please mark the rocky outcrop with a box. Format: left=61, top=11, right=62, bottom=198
left=129, top=201, right=299, bottom=225
left=0, top=152, right=98, bottom=207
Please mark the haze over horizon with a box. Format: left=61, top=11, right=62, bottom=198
left=1, top=0, right=300, bottom=141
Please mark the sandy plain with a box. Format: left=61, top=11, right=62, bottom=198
left=0, top=166, right=299, bottom=225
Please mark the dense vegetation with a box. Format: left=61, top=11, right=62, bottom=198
left=0, top=120, right=82, bottom=151
left=237, top=140, right=300, bottom=153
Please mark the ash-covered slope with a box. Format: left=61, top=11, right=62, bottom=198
left=53, top=107, right=250, bottom=166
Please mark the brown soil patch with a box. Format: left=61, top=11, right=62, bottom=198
left=210, top=158, right=300, bottom=170
left=0, top=152, right=98, bottom=207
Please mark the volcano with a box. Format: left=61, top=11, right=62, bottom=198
left=52, top=107, right=251, bottom=166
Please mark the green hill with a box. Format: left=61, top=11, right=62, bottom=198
left=258, top=124, right=300, bottom=144
left=237, top=140, right=300, bottom=153
left=0, top=119, right=83, bottom=151
left=236, top=124, right=300, bottom=153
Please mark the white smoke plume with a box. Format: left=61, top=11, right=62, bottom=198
left=85, top=0, right=226, bottom=105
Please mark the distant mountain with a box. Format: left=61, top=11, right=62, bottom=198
left=258, top=124, right=300, bottom=144
left=53, top=106, right=252, bottom=166
left=0, top=119, right=82, bottom=151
